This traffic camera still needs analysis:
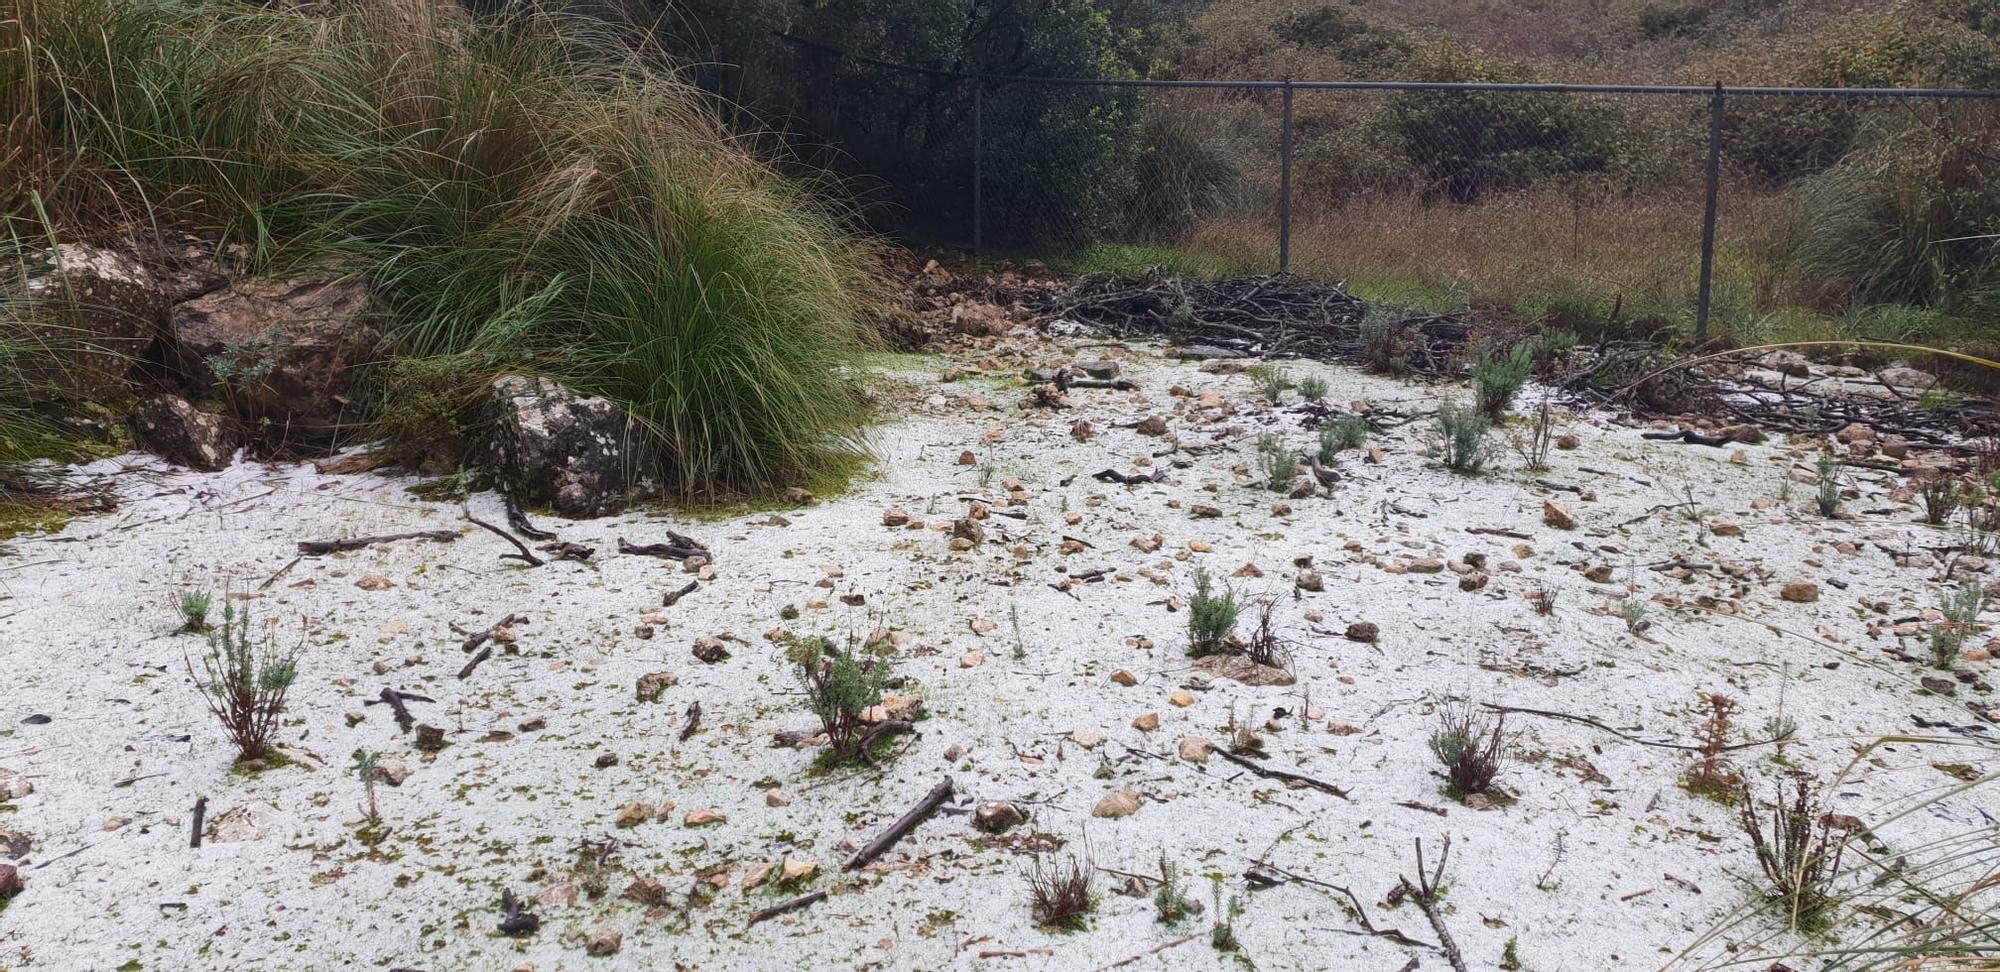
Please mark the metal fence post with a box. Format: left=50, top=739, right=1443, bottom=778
left=1694, top=82, right=1724, bottom=348
left=1279, top=80, right=1294, bottom=274
left=972, top=79, right=984, bottom=257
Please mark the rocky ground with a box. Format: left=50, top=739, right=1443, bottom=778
left=0, top=330, right=1994, bottom=972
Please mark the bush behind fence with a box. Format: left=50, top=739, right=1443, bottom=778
left=759, top=43, right=2000, bottom=348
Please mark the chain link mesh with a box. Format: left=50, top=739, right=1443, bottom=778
left=766, top=48, right=2000, bottom=337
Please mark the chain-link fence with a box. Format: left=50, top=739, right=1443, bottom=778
left=761, top=40, right=2000, bottom=346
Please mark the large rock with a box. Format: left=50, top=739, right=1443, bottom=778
left=486, top=375, right=654, bottom=517
left=168, top=276, right=379, bottom=437
left=128, top=394, right=239, bottom=471
left=18, top=244, right=168, bottom=401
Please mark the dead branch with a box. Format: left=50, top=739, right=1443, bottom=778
left=461, top=613, right=527, bottom=653
left=462, top=503, right=544, bottom=566
left=748, top=889, right=827, bottom=926
left=457, top=645, right=491, bottom=680
left=845, top=776, right=953, bottom=871
left=1213, top=750, right=1351, bottom=799
left=662, top=580, right=698, bottom=607
left=1397, top=836, right=1468, bottom=972
left=503, top=493, right=555, bottom=540
left=296, top=530, right=458, bottom=555
left=617, top=536, right=708, bottom=560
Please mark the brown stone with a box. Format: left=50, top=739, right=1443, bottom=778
left=169, top=276, right=379, bottom=434
left=128, top=394, right=239, bottom=472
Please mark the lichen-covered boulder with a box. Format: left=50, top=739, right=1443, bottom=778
left=128, top=394, right=239, bottom=472
left=486, top=375, right=655, bottom=517
left=18, top=244, right=169, bottom=401
left=168, top=276, right=379, bottom=438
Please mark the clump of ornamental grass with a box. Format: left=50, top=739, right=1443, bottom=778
left=1916, top=470, right=1965, bottom=526
left=1815, top=455, right=1843, bottom=517
left=176, top=589, right=213, bottom=634
left=187, top=601, right=300, bottom=764
left=1508, top=397, right=1554, bottom=470
left=1358, top=305, right=1410, bottom=374
left=1186, top=567, right=1240, bottom=657
left=1737, top=775, right=1846, bottom=935
left=787, top=634, right=891, bottom=765
left=1429, top=702, right=1506, bottom=800
left=1931, top=579, right=1987, bottom=669
left=1255, top=432, right=1297, bottom=493
left=12, top=0, right=876, bottom=496
left=1468, top=340, right=1535, bottom=418
left=1429, top=398, right=1491, bottom=474
left=1318, top=413, right=1368, bottom=461
left=1247, top=363, right=1289, bottom=403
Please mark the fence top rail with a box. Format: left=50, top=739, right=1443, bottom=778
left=773, top=33, right=2000, bottom=100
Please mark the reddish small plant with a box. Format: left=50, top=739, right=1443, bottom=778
left=1429, top=703, right=1506, bottom=799
left=1738, top=775, right=1845, bottom=933
left=1683, top=693, right=1742, bottom=798
left=187, top=602, right=300, bottom=764
left=1027, top=853, right=1094, bottom=931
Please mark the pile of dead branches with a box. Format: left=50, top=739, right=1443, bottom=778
left=1027, top=274, right=1472, bottom=376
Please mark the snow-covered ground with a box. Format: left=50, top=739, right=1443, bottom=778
left=0, top=336, right=1991, bottom=971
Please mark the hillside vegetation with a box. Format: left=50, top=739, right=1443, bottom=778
left=658, top=0, right=2000, bottom=351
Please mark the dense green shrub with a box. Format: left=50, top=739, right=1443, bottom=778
left=1793, top=109, right=2000, bottom=311
left=9, top=0, right=876, bottom=496
left=1273, top=5, right=1411, bottom=72
left=1385, top=43, right=1630, bottom=203
left=1127, top=100, right=1265, bottom=239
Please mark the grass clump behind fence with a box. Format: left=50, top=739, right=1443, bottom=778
left=5, top=0, right=876, bottom=497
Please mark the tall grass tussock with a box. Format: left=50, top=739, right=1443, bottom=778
left=3, top=0, right=876, bottom=496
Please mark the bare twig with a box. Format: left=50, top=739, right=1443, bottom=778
left=845, top=776, right=953, bottom=871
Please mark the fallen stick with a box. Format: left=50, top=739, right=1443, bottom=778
left=536, top=540, right=594, bottom=561
left=1213, top=750, right=1350, bottom=799
left=463, top=504, right=544, bottom=566
left=748, top=889, right=827, bottom=926
left=679, top=702, right=701, bottom=741
left=259, top=556, right=301, bottom=590
left=662, top=581, right=698, bottom=607
left=1098, top=936, right=1195, bottom=970
left=844, top=776, right=953, bottom=871
left=617, top=535, right=709, bottom=560
left=457, top=645, right=492, bottom=680
left=1480, top=703, right=1772, bottom=753
left=372, top=687, right=416, bottom=732
left=189, top=796, right=208, bottom=849
left=296, top=530, right=459, bottom=555
left=462, top=613, right=528, bottom=652
left=855, top=720, right=915, bottom=765
left=503, top=493, right=555, bottom=540
left=1091, top=468, right=1163, bottom=486
left=1640, top=429, right=1734, bottom=447
left=1398, top=836, right=1468, bottom=972
left=1465, top=526, right=1532, bottom=540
